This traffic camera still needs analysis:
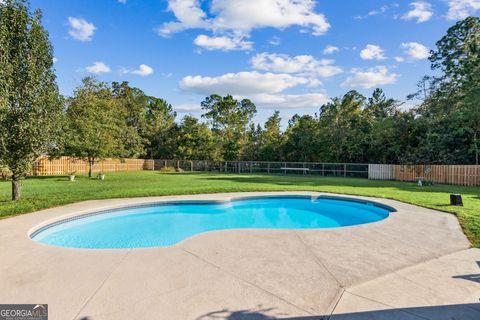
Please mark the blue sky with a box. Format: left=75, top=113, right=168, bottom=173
left=32, top=0, right=480, bottom=125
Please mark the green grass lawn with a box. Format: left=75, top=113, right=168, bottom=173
left=1, top=171, right=479, bottom=247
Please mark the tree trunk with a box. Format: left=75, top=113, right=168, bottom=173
left=12, top=175, right=21, bottom=201
left=88, top=158, right=94, bottom=178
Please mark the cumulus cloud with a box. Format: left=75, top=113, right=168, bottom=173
left=120, top=64, right=154, bottom=76
left=342, top=66, right=398, bottom=89
left=401, top=42, right=429, bottom=60
left=445, top=0, right=480, bottom=20
left=250, top=52, right=342, bottom=78
left=68, top=17, right=96, bottom=41
left=194, top=34, right=253, bottom=51
left=158, top=0, right=209, bottom=36
left=402, top=2, right=434, bottom=23
left=157, top=0, right=330, bottom=50
left=180, top=71, right=318, bottom=95
left=323, top=45, right=339, bottom=55
left=86, top=62, right=111, bottom=74
left=360, top=44, right=386, bottom=60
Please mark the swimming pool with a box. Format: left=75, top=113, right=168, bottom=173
left=31, top=195, right=394, bottom=249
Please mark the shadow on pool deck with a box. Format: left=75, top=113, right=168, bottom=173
left=453, top=261, right=480, bottom=284
left=194, top=303, right=480, bottom=320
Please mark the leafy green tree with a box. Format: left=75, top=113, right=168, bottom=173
left=364, top=89, right=403, bottom=163
left=409, top=16, right=480, bottom=164
left=176, top=115, right=219, bottom=160
left=430, top=16, right=480, bottom=163
left=112, top=82, right=177, bottom=158
left=283, top=115, right=319, bottom=162
left=64, top=77, right=126, bottom=177
left=259, top=111, right=284, bottom=161
left=201, top=94, right=256, bottom=160
left=143, top=98, right=177, bottom=159
left=0, top=0, right=62, bottom=200
left=243, top=123, right=263, bottom=161
left=317, top=91, right=369, bottom=162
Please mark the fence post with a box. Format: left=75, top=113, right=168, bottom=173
left=267, top=163, right=270, bottom=174
left=250, top=161, right=253, bottom=173
left=344, top=163, right=347, bottom=177
left=284, top=162, right=287, bottom=175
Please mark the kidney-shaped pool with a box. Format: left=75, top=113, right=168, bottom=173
left=31, top=195, right=395, bottom=249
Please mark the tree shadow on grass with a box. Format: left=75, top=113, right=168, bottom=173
left=195, top=303, right=480, bottom=320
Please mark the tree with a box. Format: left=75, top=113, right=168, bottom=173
left=64, top=77, right=126, bottom=177
left=0, top=0, right=62, bottom=200
left=364, top=89, right=403, bottom=163
left=283, top=115, right=319, bottom=162
left=143, top=96, right=177, bottom=159
left=176, top=115, right=218, bottom=160
left=317, top=91, right=369, bottom=162
left=426, top=16, right=480, bottom=163
left=111, top=81, right=177, bottom=158
left=259, top=111, right=284, bottom=161
left=201, top=94, right=257, bottom=160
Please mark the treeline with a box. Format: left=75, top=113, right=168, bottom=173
left=0, top=0, right=478, bottom=201
left=59, top=18, right=480, bottom=168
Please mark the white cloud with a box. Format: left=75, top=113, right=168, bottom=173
left=249, top=92, right=329, bottom=109
left=180, top=71, right=317, bottom=95
left=323, top=45, right=339, bottom=55
left=68, top=17, right=96, bottom=41
left=118, top=0, right=127, bottom=3
left=250, top=52, right=342, bottom=78
left=395, top=56, right=405, bottom=62
left=120, top=64, right=154, bottom=76
left=342, top=66, right=398, bottom=89
left=86, top=62, right=111, bottom=74
left=402, top=2, right=434, bottom=23
left=354, top=4, right=393, bottom=19
left=158, top=0, right=209, bottom=36
left=52, top=57, right=58, bottom=63
left=174, top=103, right=202, bottom=112
left=132, top=64, right=154, bottom=76
left=401, top=42, right=429, bottom=60
left=269, top=36, right=281, bottom=46
left=194, top=34, right=253, bottom=51
left=157, top=0, right=330, bottom=50
left=360, top=44, right=386, bottom=60
left=445, top=0, right=480, bottom=20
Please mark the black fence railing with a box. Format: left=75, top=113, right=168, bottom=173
left=152, top=160, right=369, bottom=178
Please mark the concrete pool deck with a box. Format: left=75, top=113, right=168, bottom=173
left=0, top=192, right=478, bottom=319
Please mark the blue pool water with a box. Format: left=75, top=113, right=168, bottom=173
left=31, top=196, right=394, bottom=249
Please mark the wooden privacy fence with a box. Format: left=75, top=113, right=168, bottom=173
left=31, top=157, right=154, bottom=176
left=24, top=157, right=480, bottom=187
left=368, top=164, right=480, bottom=187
